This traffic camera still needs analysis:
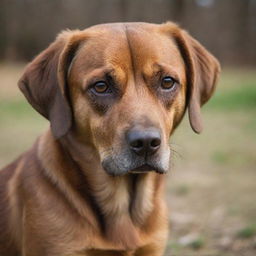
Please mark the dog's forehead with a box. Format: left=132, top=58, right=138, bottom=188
left=72, top=22, right=185, bottom=79
left=121, top=24, right=184, bottom=69
left=84, top=22, right=160, bottom=33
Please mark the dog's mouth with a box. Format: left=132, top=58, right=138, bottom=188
left=102, top=157, right=167, bottom=176
left=101, top=149, right=170, bottom=176
left=129, top=164, right=165, bottom=174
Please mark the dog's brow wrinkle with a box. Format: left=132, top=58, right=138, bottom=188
left=124, top=24, right=136, bottom=82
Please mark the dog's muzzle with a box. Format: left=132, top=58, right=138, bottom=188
left=102, top=127, right=170, bottom=176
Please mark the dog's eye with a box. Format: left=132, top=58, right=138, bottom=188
left=161, top=76, right=176, bottom=90
left=93, top=81, right=110, bottom=94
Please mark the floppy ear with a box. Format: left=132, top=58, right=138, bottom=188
left=18, top=31, right=85, bottom=138
left=173, top=28, right=220, bottom=133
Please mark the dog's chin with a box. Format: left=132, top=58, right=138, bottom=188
left=128, top=164, right=166, bottom=174
left=102, top=157, right=168, bottom=176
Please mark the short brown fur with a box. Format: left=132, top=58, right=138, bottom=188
left=0, top=22, right=220, bottom=256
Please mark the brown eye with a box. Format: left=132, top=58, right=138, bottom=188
left=161, top=76, right=176, bottom=90
left=93, top=81, right=109, bottom=94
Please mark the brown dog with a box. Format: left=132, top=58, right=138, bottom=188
left=0, top=22, right=220, bottom=256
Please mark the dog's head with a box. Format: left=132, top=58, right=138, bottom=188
left=19, top=22, right=220, bottom=176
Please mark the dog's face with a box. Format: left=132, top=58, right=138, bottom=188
left=68, top=23, right=187, bottom=175
left=18, top=22, right=220, bottom=176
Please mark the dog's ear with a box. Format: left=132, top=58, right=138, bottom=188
left=18, top=31, right=85, bottom=138
left=173, top=28, right=220, bottom=133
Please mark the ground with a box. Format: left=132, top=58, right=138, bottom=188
left=0, top=63, right=255, bottom=256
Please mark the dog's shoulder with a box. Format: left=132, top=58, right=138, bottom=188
left=0, top=155, right=25, bottom=255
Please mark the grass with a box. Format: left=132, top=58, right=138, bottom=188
left=0, top=64, right=256, bottom=256
left=237, top=224, right=256, bottom=239
left=0, top=99, right=34, bottom=117
left=211, top=151, right=230, bottom=164
left=206, top=84, right=256, bottom=110
left=189, top=237, right=205, bottom=250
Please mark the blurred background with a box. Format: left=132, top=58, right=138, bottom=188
left=0, top=0, right=255, bottom=255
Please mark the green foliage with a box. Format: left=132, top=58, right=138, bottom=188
left=237, top=224, right=256, bottom=239
left=0, top=99, right=35, bottom=118
left=207, top=84, right=256, bottom=110
left=175, top=184, right=190, bottom=196
left=212, top=151, right=229, bottom=164
left=189, top=237, right=205, bottom=250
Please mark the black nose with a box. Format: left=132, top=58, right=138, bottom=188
left=126, top=128, right=161, bottom=156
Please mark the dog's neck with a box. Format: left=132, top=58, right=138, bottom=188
left=38, top=130, right=165, bottom=249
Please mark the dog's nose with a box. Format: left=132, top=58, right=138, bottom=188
left=126, top=128, right=161, bottom=156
